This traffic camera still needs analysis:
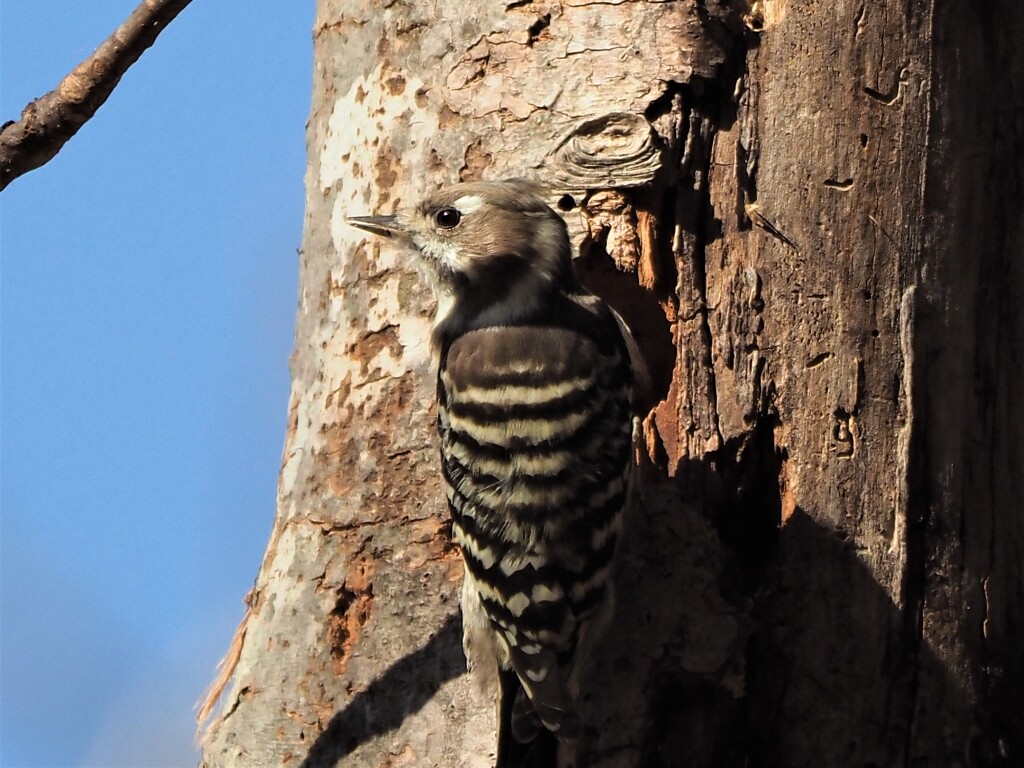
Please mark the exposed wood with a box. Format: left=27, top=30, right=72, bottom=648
left=0, top=0, right=193, bottom=191
left=201, top=1, right=1024, bottom=766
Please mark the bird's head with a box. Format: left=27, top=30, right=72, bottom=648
left=348, top=179, right=579, bottom=336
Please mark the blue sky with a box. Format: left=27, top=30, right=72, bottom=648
left=1, top=3, right=312, bottom=765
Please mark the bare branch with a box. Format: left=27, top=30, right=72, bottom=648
left=0, top=0, right=194, bottom=191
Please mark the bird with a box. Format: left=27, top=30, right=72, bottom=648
left=348, top=179, right=646, bottom=768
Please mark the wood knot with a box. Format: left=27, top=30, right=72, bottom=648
left=550, top=112, right=662, bottom=189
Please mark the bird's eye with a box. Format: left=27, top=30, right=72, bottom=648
left=434, top=207, right=462, bottom=229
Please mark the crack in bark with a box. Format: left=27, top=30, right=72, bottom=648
left=897, top=285, right=928, bottom=765
left=681, top=106, right=725, bottom=451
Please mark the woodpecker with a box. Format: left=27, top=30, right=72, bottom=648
left=348, top=179, right=646, bottom=767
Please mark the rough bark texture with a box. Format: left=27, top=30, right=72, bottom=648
left=201, top=1, right=1023, bottom=766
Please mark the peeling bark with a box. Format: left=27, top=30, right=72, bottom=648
left=201, top=1, right=1023, bottom=766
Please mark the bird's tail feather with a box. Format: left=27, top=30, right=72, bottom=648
left=496, top=667, right=558, bottom=768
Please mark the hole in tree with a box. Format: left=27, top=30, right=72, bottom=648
left=575, top=239, right=675, bottom=409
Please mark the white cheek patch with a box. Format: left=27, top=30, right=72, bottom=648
left=416, top=235, right=472, bottom=274
left=453, top=195, right=485, bottom=214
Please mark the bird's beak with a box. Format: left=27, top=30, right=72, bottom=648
left=346, top=215, right=406, bottom=239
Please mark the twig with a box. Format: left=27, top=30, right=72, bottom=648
left=0, top=0, right=194, bottom=191
left=745, top=202, right=800, bottom=252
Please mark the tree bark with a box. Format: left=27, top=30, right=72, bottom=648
left=200, top=1, right=1023, bottom=766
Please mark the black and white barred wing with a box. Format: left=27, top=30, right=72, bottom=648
left=437, top=322, right=634, bottom=736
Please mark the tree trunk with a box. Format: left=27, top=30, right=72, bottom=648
left=200, top=1, right=1024, bottom=766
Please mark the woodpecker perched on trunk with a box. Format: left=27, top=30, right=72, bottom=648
left=348, top=179, right=646, bottom=768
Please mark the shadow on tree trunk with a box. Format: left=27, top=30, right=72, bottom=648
left=298, top=450, right=984, bottom=767
left=577, top=472, right=978, bottom=766
left=300, top=614, right=465, bottom=768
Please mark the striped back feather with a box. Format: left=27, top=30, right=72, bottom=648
left=437, top=296, right=635, bottom=738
